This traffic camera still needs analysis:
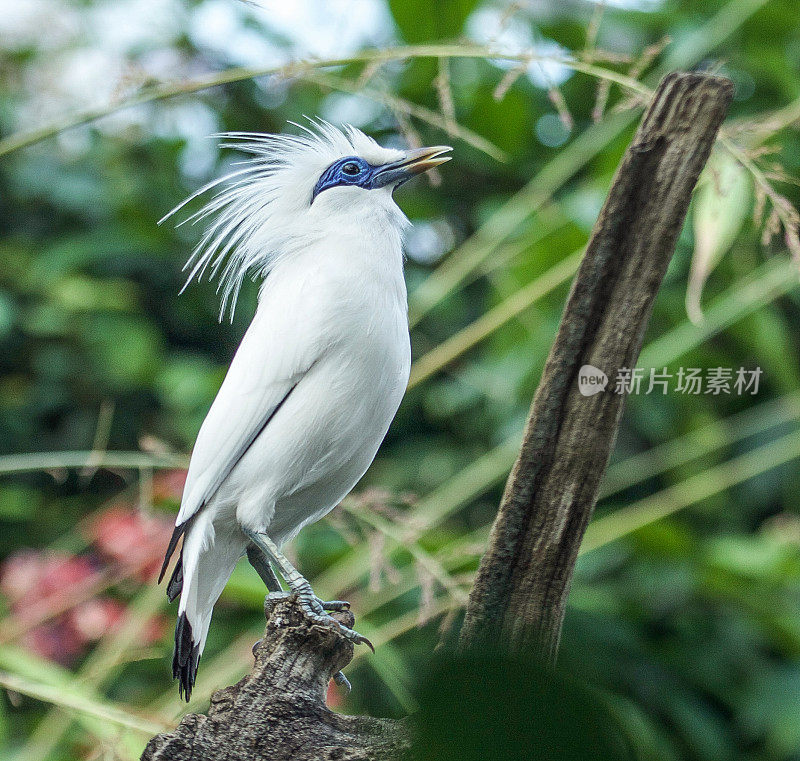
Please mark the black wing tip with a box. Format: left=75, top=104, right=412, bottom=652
left=166, top=555, right=184, bottom=602
left=159, top=523, right=187, bottom=585
left=173, top=613, right=201, bottom=702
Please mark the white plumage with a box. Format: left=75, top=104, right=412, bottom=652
left=158, top=121, right=450, bottom=700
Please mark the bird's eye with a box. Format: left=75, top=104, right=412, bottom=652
left=341, top=162, right=361, bottom=176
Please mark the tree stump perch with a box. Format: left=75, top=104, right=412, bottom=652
left=142, top=72, right=733, bottom=760
left=142, top=596, right=410, bottom=760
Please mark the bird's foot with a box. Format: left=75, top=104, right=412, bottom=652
left=265, top=590, right=351, bottom=612
left=263, top=591, right=356, bottom=692
left=289, top=585, right=373, bottom=652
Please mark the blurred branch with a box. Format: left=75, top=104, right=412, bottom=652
left=583, top=427, right=800, bottom=553
left=600, top=391, right=800, bottom=499
left=80, top=400, right=115, bottom=479
left=458, top=72, right=734, bottom=659
left=299, top=69, right=507, bottom=161
left=408, top=248, right=582, bottom=388
left=0, top=450, right=187, bottom=476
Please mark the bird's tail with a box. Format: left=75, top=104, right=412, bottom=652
left=165, top=515, right=244, bottom=701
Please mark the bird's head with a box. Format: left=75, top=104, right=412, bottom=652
left=162, top=121, right=451, bottom=321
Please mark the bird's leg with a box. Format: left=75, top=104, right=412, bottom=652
left=246, top=545, right=283, bottom=592
left=247, top=544, right=352, bottom=691
left=243, top=529, right=373, bottom=651
left=247, top=544, right=349, bottom=610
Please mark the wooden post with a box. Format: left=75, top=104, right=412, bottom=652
left=458, top=72, right=733, bottom=659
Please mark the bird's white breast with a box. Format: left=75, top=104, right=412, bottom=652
left=224, top=222, right=411, bottom=540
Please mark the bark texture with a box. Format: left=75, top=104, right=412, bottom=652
left=458, top=72, right=733, bottom=659
left=142, top=71, right=732, bottom=759
left=141, top=597, right=410, bottom=761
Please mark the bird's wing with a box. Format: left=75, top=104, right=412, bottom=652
left=175, top=308, right=321, bottom=528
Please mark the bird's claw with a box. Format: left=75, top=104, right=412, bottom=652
left=346, top=628, right=374, bottom=652
left=333, top=670, right=352, bottom=693
left=314, top=611, right=374, bottom=652
left=295, top=590, right=373, bottom=651
left=265, top=589, right=370, bottom=650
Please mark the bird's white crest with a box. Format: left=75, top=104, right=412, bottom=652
left=160, top=120, right=408, bottom=321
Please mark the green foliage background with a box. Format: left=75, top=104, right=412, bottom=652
left=1, top=0, right=800, bottom=758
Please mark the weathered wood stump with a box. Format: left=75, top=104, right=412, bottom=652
left=142, top=597, right=410, bottom=761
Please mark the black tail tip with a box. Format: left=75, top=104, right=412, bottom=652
left=172, top=613, right=200, bottom=702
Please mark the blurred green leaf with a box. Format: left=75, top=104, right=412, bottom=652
left=388, top=0, right=481, bottom=42
left=83, top=315, right=164, bottom=390
left=0, top=486, right=40, bottom=520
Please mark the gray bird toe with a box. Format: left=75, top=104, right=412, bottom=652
left=319, top=599, right=350, bottom=612
left=333, top=670, right=352, bottom=693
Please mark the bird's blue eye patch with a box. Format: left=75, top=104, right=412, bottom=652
left=311, top=156, right=375, bottom=201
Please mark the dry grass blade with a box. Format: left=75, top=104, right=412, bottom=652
left=592, top=79, right=612, bottom=123
left=302, top=69, right=506, bottom=161
left=583, top=1, right=606, bottom=58
left=583, top=428, right=800, bottom=554
left=435, top=57, right=457, bottom=133
left=547, top=87, right=574, bottom=131
left=721, top=136, right=800, bottom=262
left=493, top=63, right=528, bottom=100
left=340, top=499, right=469, bottom=605
left=408, top=249, right=583, bottom=388
left=0, top=672, right=171, bottom=735
left=0, top=43, right=649, bottom=158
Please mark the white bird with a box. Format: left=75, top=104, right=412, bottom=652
left=158, top=121, right=451, bottom=701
